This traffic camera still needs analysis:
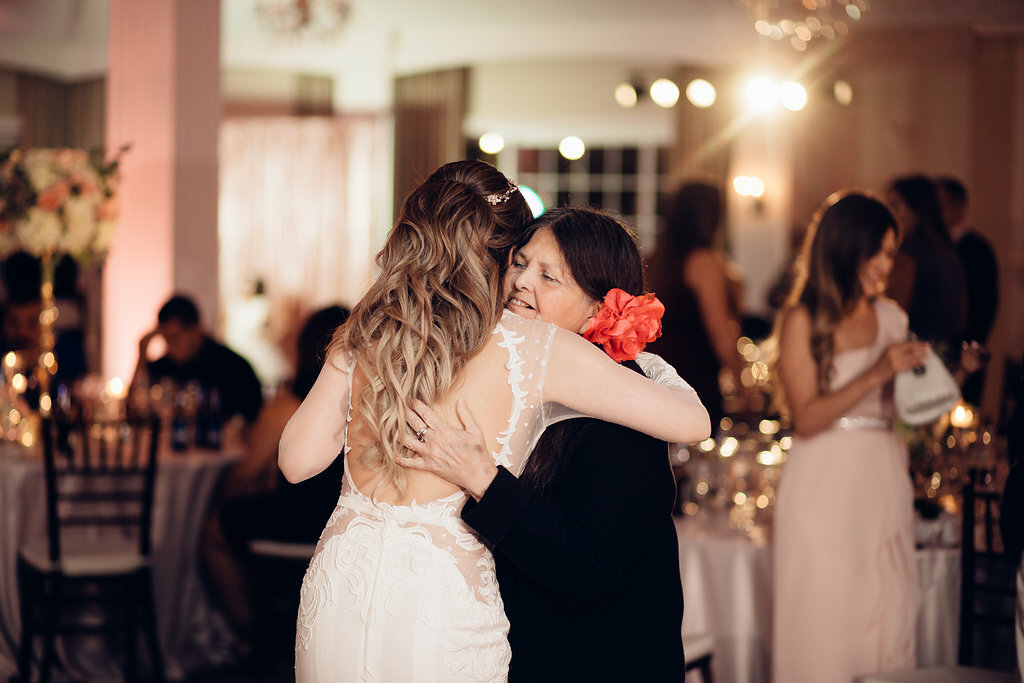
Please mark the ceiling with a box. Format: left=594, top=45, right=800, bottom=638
left=2, top=0, right=1024, bottom=86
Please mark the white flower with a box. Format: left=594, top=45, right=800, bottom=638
left=14, top=207, right=62, bottom=256
left=60, top=196, right=98, bottom=255
left=23, top=150, right=60, bottom=192
left=2, top=147, right=122, bottom=262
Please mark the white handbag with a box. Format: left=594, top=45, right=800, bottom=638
left=893, top=344, right=961, bottom=425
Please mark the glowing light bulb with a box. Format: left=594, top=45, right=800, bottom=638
left=685, top=79, right=716, bottom=108
left=746, top=77, right=779, bottom=110
left=558, top=136, right=586, bottom=160
left=478, top=132, right=505, bottom=155
left=780, top=81, right=808, bottom=111
left=517, top=185, right=545, bottom=218
left=614, top=83, right=638, bottom=108
left=649, top=78, right=680, bottom=108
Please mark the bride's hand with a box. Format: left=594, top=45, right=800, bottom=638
left=400, top=398, right=498, bottom=501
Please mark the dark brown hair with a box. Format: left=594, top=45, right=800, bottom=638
left=782, top=190, right=898, bottom=391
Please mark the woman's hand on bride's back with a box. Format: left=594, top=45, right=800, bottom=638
left=400, top=399, right=498, bottom=501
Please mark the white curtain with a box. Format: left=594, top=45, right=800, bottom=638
left=218, top=115, right=380, bottom=386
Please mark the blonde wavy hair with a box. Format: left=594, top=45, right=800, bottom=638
left=329, top=160, right=532, bottom=492
left=770, top=190, right=898, bottom=406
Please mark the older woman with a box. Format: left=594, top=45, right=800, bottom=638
left=402, top=207, right=695, bottom=681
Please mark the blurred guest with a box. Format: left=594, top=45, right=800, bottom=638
left=936, top=176, right=999, bottom=403
left=647, top=180, right=750, bottom=430
left=202, top=304, right=349, bottom=663
left=772, top=191, right=929, bottom=682
left=130, top=294, right=263, bottom=425
left=886, top=175, right=967, bottom=358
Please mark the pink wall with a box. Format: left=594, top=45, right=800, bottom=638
left=103, top=0, right=220, bottom=381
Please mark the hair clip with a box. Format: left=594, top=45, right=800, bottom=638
left=484, top=180, right=519, bottom=206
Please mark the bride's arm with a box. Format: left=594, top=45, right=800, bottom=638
left=278, top=350, right=351, bottom=483
left=544, top=328, right=711, bottom=444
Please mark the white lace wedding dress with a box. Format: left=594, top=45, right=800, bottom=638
left=294, top=311, right=556, bottom=682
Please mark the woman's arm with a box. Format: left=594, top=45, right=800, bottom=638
left=278, top=350, right=351, bottom=483
left=777, top=306, right=928, bottom=436
left=544, top=328, right=711, bottom=444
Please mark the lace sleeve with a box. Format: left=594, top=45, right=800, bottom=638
left=635, top=352, right=702, bottom=402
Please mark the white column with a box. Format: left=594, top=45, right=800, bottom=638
left=103, top=0, right=220, bottom=381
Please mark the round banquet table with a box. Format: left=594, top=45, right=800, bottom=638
left=0, top=443, right=238, bottom=680
left=677, top=516, right=960, bottom=683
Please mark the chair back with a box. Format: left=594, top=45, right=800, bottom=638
left=39, top=415, right=161, bottom=566
left=957, top=467, right=1016, bottom=669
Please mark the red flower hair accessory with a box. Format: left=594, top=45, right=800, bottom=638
left=583, top=288, right=664, bottom=362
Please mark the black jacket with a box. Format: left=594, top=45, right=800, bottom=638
left=462, top=405, right=684, bottom=682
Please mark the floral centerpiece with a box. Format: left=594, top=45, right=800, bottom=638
left=0, top=146, right=127, bottom=416
left=0, top=146, right=126, bottom=262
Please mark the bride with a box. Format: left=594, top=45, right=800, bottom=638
left=279, top=160, right=710, bottom=682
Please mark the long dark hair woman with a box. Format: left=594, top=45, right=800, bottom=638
left=646, top=180, right=750, bottom=431
left=771, top=190, right=929, bottom=682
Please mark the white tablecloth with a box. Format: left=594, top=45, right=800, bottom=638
left=0, top=445, right=237, bottom=680
left=677, top=516, right=960, bottom=683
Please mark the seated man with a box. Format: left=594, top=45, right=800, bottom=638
left=131, top=294, right=263, bottom=426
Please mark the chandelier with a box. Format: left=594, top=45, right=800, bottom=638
left=254, top=0, right=351, bottom=42
left=738, top=0, right=869, bottom=52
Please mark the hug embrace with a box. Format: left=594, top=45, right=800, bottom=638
left=278, top=159, right=710, bottom=682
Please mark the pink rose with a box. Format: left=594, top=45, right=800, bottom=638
left=582, top=288, right=665, bottom=363
left=36, top=180, right=71, bottom=212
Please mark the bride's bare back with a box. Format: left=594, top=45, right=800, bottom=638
left=345, top=336, right=517, bottom=506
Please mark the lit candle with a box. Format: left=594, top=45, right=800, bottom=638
left=107, top=377, right=127, bottom=399
left=949, top=403, right=973, bottom=429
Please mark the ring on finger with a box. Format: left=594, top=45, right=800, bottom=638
left=415, top=426, right=430, bottom=440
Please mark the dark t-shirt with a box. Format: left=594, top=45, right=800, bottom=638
left=148, top=336, right=263, bottom=424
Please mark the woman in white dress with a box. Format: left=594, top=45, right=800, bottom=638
left=279, top=161, right=710, bottom=682
left=772, top=190, right=930, bottom=682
